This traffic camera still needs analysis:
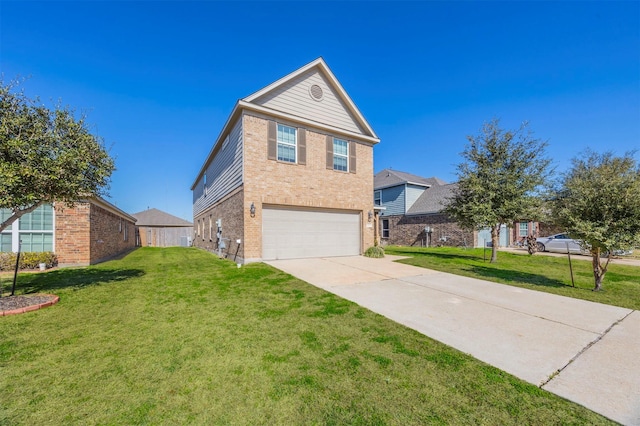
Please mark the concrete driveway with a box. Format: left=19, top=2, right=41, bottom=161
left=266, top=255, right=640, bottom=425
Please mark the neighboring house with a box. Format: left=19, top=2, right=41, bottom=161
left=375, top=169, right=536, bottom=248
left=0, top=198, right=137, bottom=266
left=191, top=58, right=380, bottom=263
left=511, top=220, right=540, bottom=245
left=132, top=208, right=193, bottom=247
left=375, top=169, right=474, bottom=247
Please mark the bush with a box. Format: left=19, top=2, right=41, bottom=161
left=0, top=252, right=58, bottom=271
left=364, top=246, right=385, bottom=258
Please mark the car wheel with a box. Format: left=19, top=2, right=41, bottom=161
left=536, top=242, right=545, bottom=252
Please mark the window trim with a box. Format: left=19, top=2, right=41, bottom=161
left=276, top=123, right=297, bottom=163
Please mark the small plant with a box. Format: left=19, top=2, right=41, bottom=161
left=364, top=246, right=385, bottom=258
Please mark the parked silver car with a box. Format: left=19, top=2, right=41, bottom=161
left=536, top=233, right=587, bottom=254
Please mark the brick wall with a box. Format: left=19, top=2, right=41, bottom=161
left=242, top=113, right=375, bottom=261
left=55, top=203, right=91, bottom=265
left=54, top=201, right=136, bottom=266
left=193, top=188, right=245, bottom=261
left=380, top=213, right=475, bottom=248
left=89, top=203, right=136, bottom=264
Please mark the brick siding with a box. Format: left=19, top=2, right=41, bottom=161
left=55, top=203, right=91, bottom=265
left=89, top=204, right=136, bottom=264
left=55, top=201, right=136, bottom=266
left=380, top=213, right=475, bottom=248
left=242, top=113, right=374, bottom=261
left=193, top=188, right=245, bottom=262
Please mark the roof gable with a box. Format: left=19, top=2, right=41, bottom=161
left=374, top=169, right=446, bottom=190
left=243, top=58, right=378, bottom=139
left=132, top=208, right=193, bottom=227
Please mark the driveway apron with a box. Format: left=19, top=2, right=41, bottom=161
left=266, top=255, right=639, bottom=425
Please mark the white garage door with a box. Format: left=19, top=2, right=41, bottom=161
left=262, top=207, right=361, bottom=260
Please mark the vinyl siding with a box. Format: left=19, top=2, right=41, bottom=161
left=193, top=119, right=243, bottom=217
left=379, top=185, right=405, bottom=216
left=405, top=184, right=426, bottom=211
left=252, top=69, right=365, bottom=135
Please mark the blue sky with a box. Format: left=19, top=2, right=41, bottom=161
left=2, top=1, right=638, bottom=221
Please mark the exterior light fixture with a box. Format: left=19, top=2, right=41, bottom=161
left=250, top=202, right=256, bottom=217
left=368, top=210, right=373, bottom=222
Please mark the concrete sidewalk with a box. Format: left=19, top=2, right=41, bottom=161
left=266, top=255, right=639, bottom=425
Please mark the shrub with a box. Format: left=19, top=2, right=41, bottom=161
left=0, top=252, right=58, bottom=271
left=364, top=246, right=385, bottom=258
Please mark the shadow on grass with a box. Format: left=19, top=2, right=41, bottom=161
left=8, top=268, right=145, bottom=294
left=387, top=248, right=483, bottom=262
left=468, top=265, right=570, bottom=289
left=389, top=247, right=574, bottom=289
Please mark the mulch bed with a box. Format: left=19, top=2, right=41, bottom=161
left=0, top=294, right=59, bottom=316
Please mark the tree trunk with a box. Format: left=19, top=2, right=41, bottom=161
left=490, top=224, right=500, bottom=263
left=591, top=248, right=610, bottom=291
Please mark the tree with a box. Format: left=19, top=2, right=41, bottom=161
left=550, top=151, right=640, bottom=291
left=443, top=119, right=551, bottom=262
left=0, top=80, right=115, bottom=232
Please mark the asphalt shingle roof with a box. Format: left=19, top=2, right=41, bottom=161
left=374, top=169, right=447, bottom=190
left=132, top=208, right=193, bottom=227
left=406, top=183, right=458, bottom=215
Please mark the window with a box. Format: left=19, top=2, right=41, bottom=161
left=519, top=222, right=528, bottom=237
left=0, top=209, right=12, bottom=231
left=277, top=124, right=296, bottom=163
left=0, top=204, right=55, bottom=252
left=374, top=190, right=382, bottom=206
left=203, top=173, right=207, bottom=197
left=333, top=138, right=348, bottom=171
left=0, top=233, right=11, bottom=252
left=0, top=209, right=13, bottom=252
left=382, top=219, right=390, bottom=239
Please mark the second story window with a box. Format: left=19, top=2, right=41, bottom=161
left=333, top=138, right=348, bottom=171
left=203, top=173, right=207, bottom=196
left=374, top=190, right=381, bottom=206
left=277, top=124, right=296, bottom=163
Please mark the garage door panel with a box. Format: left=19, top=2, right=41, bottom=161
left=263, top=208, right=360, bottom=260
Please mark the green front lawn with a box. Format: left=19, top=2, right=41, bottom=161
left=385, top=246, right=640, bottom=310
left=0, top=248, right=612, bottom=424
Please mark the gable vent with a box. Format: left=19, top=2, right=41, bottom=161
left=309, top=84, right=324, bottom=101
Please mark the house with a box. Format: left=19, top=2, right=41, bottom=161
left=375, top=168, right=537, bottom=248
left=375, top=169, right=474, bottom=247
left=191, top=58, right=380, bottom=263
left=0, top=197, right=137, bottom=266
left=132, top=208, right=193, bottom=247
